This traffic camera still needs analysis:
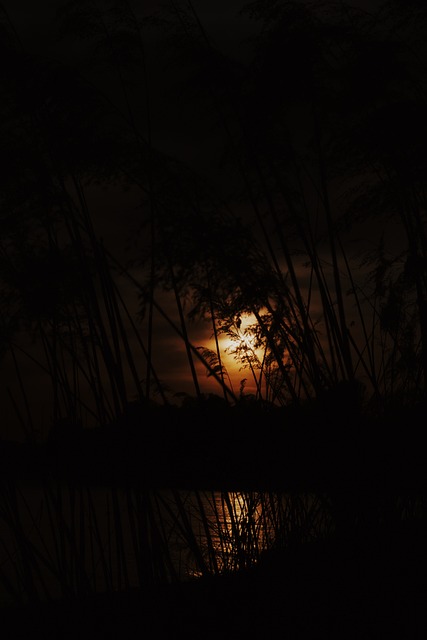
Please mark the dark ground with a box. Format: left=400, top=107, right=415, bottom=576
left=1, top=518, right=427, bottom=639
left=1, top=399, right=427, bottom=638
left=2, top=397, right=427, bottom=491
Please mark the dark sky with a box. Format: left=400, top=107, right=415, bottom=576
left=0, top=0, right=265, bottom=438
left=0, top=0, right=420, bottom=438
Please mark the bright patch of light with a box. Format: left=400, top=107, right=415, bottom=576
left=220, top=313, right=261, bottom=355
left=205, top=312, right=265, bottom=384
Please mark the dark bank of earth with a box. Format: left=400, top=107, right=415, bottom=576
left=2, top=397, right=427, bottom=491
left=1, top=398, right=427, bottom=638
left=2, top=519, right=427, bottom=639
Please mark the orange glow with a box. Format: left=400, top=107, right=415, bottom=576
left=220, top=313, right=260, bottom=352
left=205, top=313, right=266, bottom=394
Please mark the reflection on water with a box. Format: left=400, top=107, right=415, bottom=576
left=157, top=490, right=278, bottom=578
left=0, top=484, right=331, bottom=606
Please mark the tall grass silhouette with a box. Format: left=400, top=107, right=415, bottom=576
left=0, top=0, right=426, bottom=615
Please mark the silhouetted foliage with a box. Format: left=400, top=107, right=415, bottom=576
left=1, top=0, right=426, bottom=422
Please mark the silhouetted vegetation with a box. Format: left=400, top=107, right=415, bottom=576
left=1, top=0, right=427, bottom=636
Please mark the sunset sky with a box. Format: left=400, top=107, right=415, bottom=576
left=0, top=0, right=268, bottom=437
left=0, top=0, right=421, bottom=439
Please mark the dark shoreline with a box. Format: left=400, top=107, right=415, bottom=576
left=2, top=516, right=427, bottom=639
left=1, top=404, right=426, bottom=492
left=1, top=402, right=427, bottom=638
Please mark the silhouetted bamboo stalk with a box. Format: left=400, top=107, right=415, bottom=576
left=109, top=279, right=169, bottom=404
left=194, top=491, right=220, bottom=574
left=206, top=269, right=232, bottom=401
left=7, top=346, right=35, bottom=441
left=85, top=487, right=113, bottom=592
